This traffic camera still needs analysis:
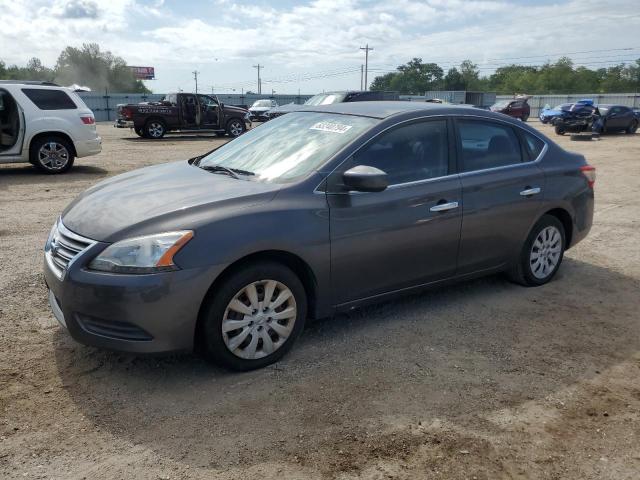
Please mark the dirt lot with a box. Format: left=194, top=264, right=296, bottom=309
left=1, top=122, right=639, bottom=479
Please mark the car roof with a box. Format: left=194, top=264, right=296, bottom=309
left=296, top=101, right=478, bottom=119
left=0, top=80, right=60, bottom=87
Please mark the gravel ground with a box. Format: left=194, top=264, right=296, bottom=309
left=1, top=123, right=639, bottom=479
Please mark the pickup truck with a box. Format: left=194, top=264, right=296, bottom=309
left=115, top=93, right=250, bottom=138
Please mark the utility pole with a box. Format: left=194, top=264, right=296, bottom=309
left=192, top=70, right=200, bottom=94
left=253, top=64, right=263, bottom=94
left=359, top=44, right=373, bottom=91
left=360, top=64, right=364, bottom=90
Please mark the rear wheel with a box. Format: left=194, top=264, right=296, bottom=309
left=145, top=120, right=166, bottom=139
left=554, top=124, right=566, bottom=135
left=226, top=118, right=246, bottom=137
left=508, top=215, right=566, bottom=287
left=627, top=120, right=638, bottom=134
left=521, top=113, right=529, bottom=122
left=200, top=261, right=307, bottom=371
left=134, top=127, right=145, bottom=137
left=30, top=136, right=75, bottom=174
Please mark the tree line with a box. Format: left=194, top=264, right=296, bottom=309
left=370, top=57, right=640, bottom=95
left=0, top=43, right=150, bottom=93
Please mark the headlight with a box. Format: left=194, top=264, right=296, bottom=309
left=89, top=231, right=194, bottom=274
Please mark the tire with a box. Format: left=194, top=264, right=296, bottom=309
left=521, top=113, right=529, bottom=122
left=627, top=120, right=638, bottom=134
left=134, top=127, right=145, bottom=137
left=226, top=118, right=246, bottom=137
left=508, top=215, right=566, bottom=287
left=554, top=125, right=566, bottom=135
left=144, top=119, right=166, bottom=139
left=200, top=261, right=307, bottom=371
left=30, top=136, right=75, bottom=174
left=540, top=118, right=548, bottom=124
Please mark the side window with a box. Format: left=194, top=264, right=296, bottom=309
left=198, top=95, right=217, bottom=107
left=166, top=94, right=177, bottom=105
left=21, top=89, right=77, bottom=110
left=353, top=120, right=449, bottom=185
left=521, top=131, right=545, bottom=160
left=458, top=120, right=522, bottom=172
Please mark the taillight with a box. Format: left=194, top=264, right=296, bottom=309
left=80, top=115, right=95, bottom=125
left=121, top=107, right=132, bottom=119
left=580, top=165, right=596, bottom=188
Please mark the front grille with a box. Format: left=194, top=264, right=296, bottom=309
left=46, top=220, right=95, bottom=280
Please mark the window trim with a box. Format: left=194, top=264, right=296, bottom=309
left=316, top=113, right=548, bottom=194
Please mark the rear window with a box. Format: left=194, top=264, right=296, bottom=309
left=458, top=120, right=522, bottom=172
left=21, top=89, right=77, bottom=110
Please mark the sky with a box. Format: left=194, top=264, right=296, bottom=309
left=1, top=0, right=639, bottom=94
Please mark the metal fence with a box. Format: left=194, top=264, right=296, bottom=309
left=78, top=92, right=313, bottom=122
left=496, top=94, right=640, bottom=117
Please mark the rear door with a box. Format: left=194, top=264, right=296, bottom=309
left=181, top=94, right=198, bottom=127
left=328, top=118, right=462, bottom=304
left=454, top=118, right=546, bottom=274
left=609, top=106, right=633, bottom=130
left=0, top=89, right=26, bottom=160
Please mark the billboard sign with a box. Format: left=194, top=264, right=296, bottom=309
left=130, top=66, right=155, bottom=80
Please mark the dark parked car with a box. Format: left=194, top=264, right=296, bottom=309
left=45, top=102, right=595, bottom=371
left=592, top=104, right=638, bottom=134
left=115, top=93, right=250, bottom=138
left=490, top=98, right=531, bottom=121
left=539, top=103, right=573, bottom=124
left=268, top=90, right=399, bottom=119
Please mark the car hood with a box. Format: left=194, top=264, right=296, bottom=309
left=249, top=107, right=270, bottom=113
left=541, top=109, right=562, bottom=116
left=62, top=161, right=280, bottom=242
left=268, top=103, right=303, bottom=114
left=223, top=104, right=248, bottom=115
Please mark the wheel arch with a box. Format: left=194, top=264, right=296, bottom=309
left=194, top=249, right=319, bottom=348
left=29, top=131, right=77, bottom=158
left=542, top=207, right=573, bottom=248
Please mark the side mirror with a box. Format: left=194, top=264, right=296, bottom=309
left=343, top=165, right=388, bottom=192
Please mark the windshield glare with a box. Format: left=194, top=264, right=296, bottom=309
left=252, top=100, right=272, bottom=107
left=492, top=101, right=509, bottom=109
left=198, top=112, right=377, bottom=182
left=304, top=93, right=347, bottom=106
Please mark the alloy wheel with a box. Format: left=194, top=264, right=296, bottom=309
left=38, top=142, right=69, bottom=171
left=222, top=279, right=297, bottom=360
left=229, top=120, right=244, bottom=137
left=530, top=226, right=562, bottom=279
left=147, top=122, right=164, bottom=138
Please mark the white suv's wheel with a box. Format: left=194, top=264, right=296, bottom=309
left=30, top=136, right=75, bottom=174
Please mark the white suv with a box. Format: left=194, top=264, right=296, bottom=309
left=0, top=81, right=101, bottom=173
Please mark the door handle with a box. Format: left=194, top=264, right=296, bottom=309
left=430, top=201, right=459, bottom=212
left=520, top=187, right=541, bottom=197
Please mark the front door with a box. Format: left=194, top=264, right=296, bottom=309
left=454, top=118, right=546, bottom=274
left=197, top=94, right=220, bottom=129
left=328, top=119, right=462, bottom=305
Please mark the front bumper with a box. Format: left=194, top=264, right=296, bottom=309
left=44, top=234, right=227, bottom=354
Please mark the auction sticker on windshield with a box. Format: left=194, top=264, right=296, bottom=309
left=310, top=121, right=353, bottom=134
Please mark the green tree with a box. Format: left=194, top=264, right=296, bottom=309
left=443, top=67, right=464, bottom=90
left=55, top=43, right=150, bottom=93
left=369, top=72, right=396, bottom=91
left=370, top=58, right=443, bottom=94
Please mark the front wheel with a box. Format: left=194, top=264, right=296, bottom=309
left=30, top=136, right=75, bottom=174
left=554, top=124, right=566, bottom=135
left=134, top=127, right=145, bottom=137
left=627, top=120, right=638, bottom=134
left=200, top=261, right=307, bottom=371
left=226, top=118, right=246, bottom=137
left=508, top=215, right=566, bottom=287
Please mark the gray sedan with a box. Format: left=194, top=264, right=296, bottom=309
left=44, top=102, right=595, bottom=370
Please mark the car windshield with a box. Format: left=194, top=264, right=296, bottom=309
left=553, top=103, right=571, bottom=110
left=598, top=106, right=610, bottom=114
left=252, top=100, right=272, bottom=107
left=304, top=93, right=347, bottom=106
left=198, top=112, right=377, bottom=183
left=492, top=100, right=509, bottom=109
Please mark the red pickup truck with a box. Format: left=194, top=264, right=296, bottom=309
left=115, top=92, right=250, bottom=138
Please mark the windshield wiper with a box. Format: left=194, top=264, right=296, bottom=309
left=198, top=164, right=255, bottom=179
